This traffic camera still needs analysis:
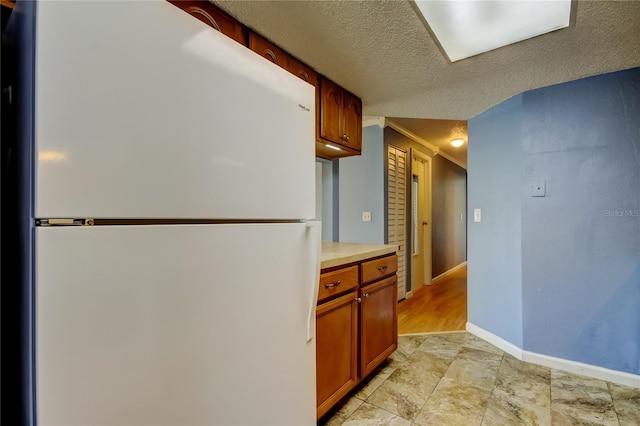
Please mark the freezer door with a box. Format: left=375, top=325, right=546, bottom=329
left=34, top=1, right=314, bottom=219
left=36, top=224, right=318, bottom=426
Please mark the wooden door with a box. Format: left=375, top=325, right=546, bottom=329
left=360, top=276, right=398, bottom=378
left=316, top=291, right=358, bottom=419
left=342, top=91, right=362, bottom=151
left=168, top=1, right=246, bottom=45
left=319, top=78, right=344, bottom=145
left=388, top=146, right=407, bottom=301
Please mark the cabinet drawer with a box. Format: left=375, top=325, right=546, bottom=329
left=361, top=255, right=398, bottom=284
left=318, top=265, right=358, bottom=303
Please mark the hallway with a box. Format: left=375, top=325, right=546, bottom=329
left=398, top=265, right=467, bottom=334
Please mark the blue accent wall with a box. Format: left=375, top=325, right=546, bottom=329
left=468, top=95, right=524, bottom=347
left=469, top=68, right=640, bottom=374
left=338, top=125, right=385, bottom=244
left=521, top=69, right=640, bottom=375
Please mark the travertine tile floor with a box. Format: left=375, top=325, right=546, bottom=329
left=319, top=332, right=640, bottom=426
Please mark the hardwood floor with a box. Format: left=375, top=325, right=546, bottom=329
left=397, top=265, right=467, bottom=334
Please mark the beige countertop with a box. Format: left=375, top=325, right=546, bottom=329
left=321, top=241, right=396, bottom=269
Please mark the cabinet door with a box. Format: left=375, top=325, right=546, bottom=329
left=342, top=91, right=363, bottom=151
left=316, top=291, right=359, bottom=419
left=319, top=77, right=344, bottom=145
left=360, top=275, right=398, bottom=378
left=249, top=32, right=289, bottom=68
left=168, top=1, right=246, bottom=45
left=287, top=55, right=318, bottom=87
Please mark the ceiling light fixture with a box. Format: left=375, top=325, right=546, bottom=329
left=412, top=0, right=572, bottom=62
left=450, top=139, right=464, bottom=148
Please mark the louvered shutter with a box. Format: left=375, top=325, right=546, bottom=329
left=388, top=146, right=407, bottom=301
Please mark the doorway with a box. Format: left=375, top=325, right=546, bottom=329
left=398, top=149, right=468, bottom=334
left=410, top=149, right=432, bottom=293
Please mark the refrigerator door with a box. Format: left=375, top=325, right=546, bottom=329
left=34, top=1, right=315, bottom=220
left=36, top=224, right=319, bottom=426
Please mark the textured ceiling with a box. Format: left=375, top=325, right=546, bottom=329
left=213, top=0, right=640, bottom=121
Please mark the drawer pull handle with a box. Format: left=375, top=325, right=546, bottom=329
left=364, top=293, right=370, bottom=298
left=324, top=280, right=341, bottom=288
left=355, top=297, right=362, bottom=303
left=377, top=265, right=388, bottom=271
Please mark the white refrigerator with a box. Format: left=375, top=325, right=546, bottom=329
left=9, top=1, right=320, bottom=425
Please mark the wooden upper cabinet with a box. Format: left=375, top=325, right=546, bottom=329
left=287, top=55, right=318, bottom=87
left=318, top=76, right=362, bottom=157
left=249, top=32, right=318, bottom=86
left=342, top=91, right=363, bottom=152
left=168, top=1, right=246, bottom=45
left=320, top=78, right=344, bottom=144
left=249, top=32, right=288, bottom=68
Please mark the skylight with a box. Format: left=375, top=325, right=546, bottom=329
left=413, top=0, right=572, bottom=62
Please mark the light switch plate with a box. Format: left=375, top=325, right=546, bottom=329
left=473, top=208, right=481, bottom=222
left=532, top=179, right=546, bottom=197
left=362, top=212, right=372, bottom=222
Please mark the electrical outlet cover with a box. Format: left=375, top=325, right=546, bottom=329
left=532, top=179, right=546, bottom=197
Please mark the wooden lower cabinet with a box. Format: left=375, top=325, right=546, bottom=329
left=316, top=254, right=398, bottom=419
left=360, top=275, right=398, bottom=378
left=316, top=291, right=359, bottom=419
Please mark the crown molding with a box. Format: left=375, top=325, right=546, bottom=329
left=383, top=118, right=440, bottom=155
left=362, top=116, right=467, bottom=170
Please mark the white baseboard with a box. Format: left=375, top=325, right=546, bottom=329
left=522, top=351, right=640, bottom=389
left=465, top=322, right=523, bottom=359
left=431, top=261, right=467, bottom=285
left=466, top=322, right=640, bottom=389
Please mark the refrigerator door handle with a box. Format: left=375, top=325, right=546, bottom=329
left=304, top=220, right=321, bottom=342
